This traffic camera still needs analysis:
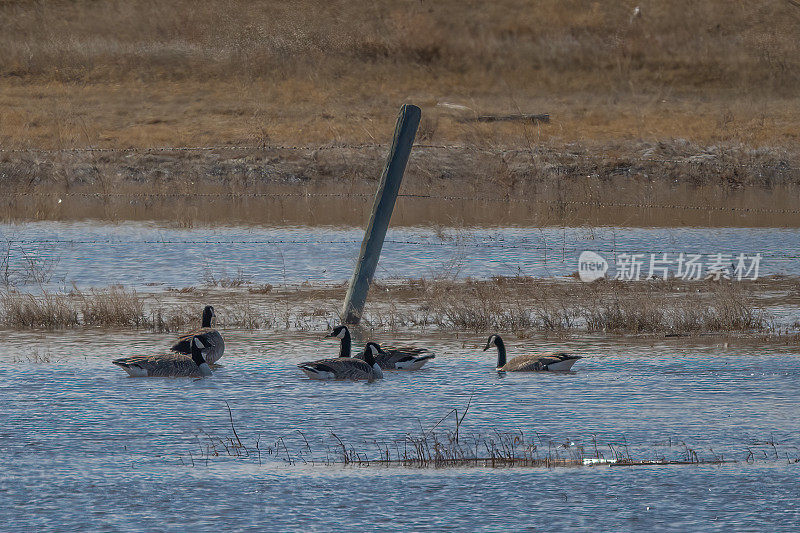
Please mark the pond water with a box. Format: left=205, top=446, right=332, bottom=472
left=1, top=221, right=799, bottom=290
left=2, top=330, right=799, bottom=531
left=3, top=221, right=799, bottom=530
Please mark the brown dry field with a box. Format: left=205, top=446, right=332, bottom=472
left=1, top=0, right=799, bottom=225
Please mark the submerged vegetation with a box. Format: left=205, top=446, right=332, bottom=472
left=176, top=402, right=796, bottom=469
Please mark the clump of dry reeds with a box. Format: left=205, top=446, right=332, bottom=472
left=0, top=277, right=781, bottom=335
left=583, top=287, right=768, bottom=334
left=76, top=286, right=149, bottom=328
left=0, top=287, right=278, bottom=331
left=0, top=291, right=79, bottom=329
left=201, top=267, right=250, bottom=288
left=417, top=278, right=770, bottom=335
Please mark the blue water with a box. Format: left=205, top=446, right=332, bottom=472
left=2, top=221, right=799, bottom=530
left=2, top=330, right=799, bottom=531
left=1, top=222, right=799, bottom=290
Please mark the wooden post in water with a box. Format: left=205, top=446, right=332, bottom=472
left=341, top=104, right=421, bottom=324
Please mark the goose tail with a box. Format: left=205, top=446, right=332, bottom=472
left=170, top=339, right=190, bottom=354
left=395, top=353, right=436, bottom=370
left=112, top=359, right=147, bottom=377
left=547, top=356, right=582, bottom=372
left=298, top=363, right=336, bottom=380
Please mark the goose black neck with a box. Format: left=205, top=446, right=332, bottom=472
left=362, top=346, right=375, bottom=366
left=339, top=329, right=352, bottom=358
left=495, top=337, right=507, bottom=368
left=202, top=307, right=213, bottom=328
left=191, top=343, right=207, bottom=366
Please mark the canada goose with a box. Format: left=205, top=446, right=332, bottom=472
left=171, top=305, right=225, bottom=364
left=113, top=337, right=213, bottom=377
left=329, top=325, right=435, bottom=370
left=483, top=334, right=582, bottom=372
left=298, top=342, right=384, bottom=381
left=357, top=345, right=435, bottom=370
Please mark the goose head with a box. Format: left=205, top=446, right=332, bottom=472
left=483, top=334, right=507, bottom=369
left=329, top=325, right=352, bottom=357
left=329, top=325, right=350, bottom=340
left=202, top=305, right=215, bottom=328
left=191, top=336, right=212, bottom=376
left=362, top=342, right=384, bottom=377
left=483, top=334, right=501, bottom=351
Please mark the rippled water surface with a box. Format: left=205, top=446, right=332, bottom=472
left=3, top=331, right=799, bottom=531
left=2, top=222, right=800, bottom=289
left=3, top=221, right=799, bottom=530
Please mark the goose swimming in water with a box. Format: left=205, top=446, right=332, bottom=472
left=113, top=337, right=213, bottom=377
left=329, top=325, right=435, bottom=370
left=359, top=344, right=435, bottom=370
left=298, top=341, right=384, bottom=381
left=171, top=305, right=225, bottom=364
left=483, top=334, right=582, bottom=372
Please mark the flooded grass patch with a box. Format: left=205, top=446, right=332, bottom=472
left=0, top=277, right=791, bottom=337
left=0, top=286, right=266, bottom=332
left=377, top=277, right=776, bottom=335
left=176, top=403, right=793, bottom=470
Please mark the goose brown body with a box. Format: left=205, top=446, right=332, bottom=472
left=114, top=337, right=213, bottom=377
left=356, top=345, right=435, bottom=370
left=171, top=305, right=224, bottom=364
left=498, top=352, right=582, bottom=372
left=484, top=335, right=582, bottom=372
left=299, top=341, right=384, bottom=381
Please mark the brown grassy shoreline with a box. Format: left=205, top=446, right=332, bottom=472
left=2, top=1, right=799, bottom=225
left=3, top=142, right=799, bottom=226
left=2, top=277, right=797, bottom=338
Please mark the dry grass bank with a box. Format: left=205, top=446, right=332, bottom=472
left=2, top=142, right=799, bottom=226
left=1, top=0, right=798, bottom=149
left=1, top=276, right=795, bottom=337
left=2, top=1, right=799, bottom=225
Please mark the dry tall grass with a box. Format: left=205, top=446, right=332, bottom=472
left=3, top=0, right=797, bottom=91
left=0, top=277, right=781, bottom=335
left=1, top=0, right=798, bottom=149
left=419, top=277, right=770, bottom=334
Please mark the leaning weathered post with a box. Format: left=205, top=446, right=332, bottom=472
left=341, top=104, right=421, bottom=324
